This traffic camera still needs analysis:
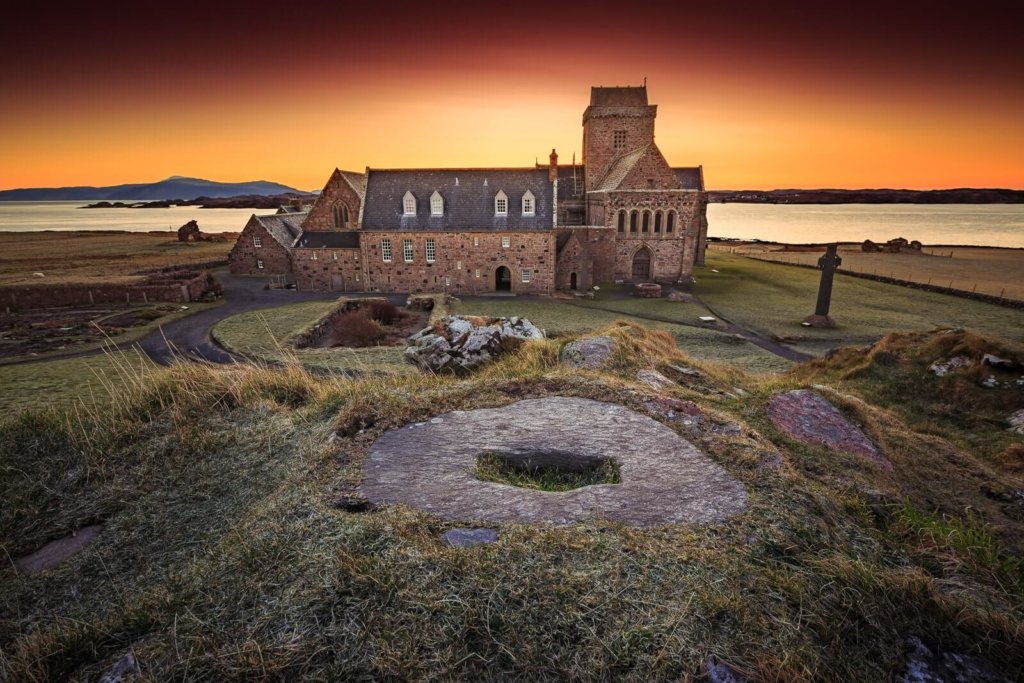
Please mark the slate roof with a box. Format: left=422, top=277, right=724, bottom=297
left=295, top=231, right=360, bottom=249
left=673, top=167, right=704, bottom=191
left=592, top=146, right=650, bottom=192
left=254, top=212, right=306, bottom=248
left=338, top=170, right=367, bottom=198
left=361, top=169, right=554, bottom=231
left=590, top=86, right=648, bottom=107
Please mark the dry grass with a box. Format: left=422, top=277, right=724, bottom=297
left=0, top=231, right=232, bottom=285
left=715, top=242, right=1024, bottom=300
left=1, top=324, right=1023, bottom=680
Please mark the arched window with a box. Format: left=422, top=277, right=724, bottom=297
left=403, top=191, right=416, bottom=215
left=494, top=190, right=508, bottom=216
left=521, top=190, right=535, bottom=216
left=617, top=211, right=625, bottom=233
left=343, top=205, right=350, bottom=225
left=430, top=190, right=443, bottom=216
left=654, top=211, right=662, bottom=233
left=666, top=211, right=676, bottom=233
left=332, top=203, right=347, bottom=229
left=641, top=211, right=651, bottom=232
left=629, top=210, right=638, bottom=233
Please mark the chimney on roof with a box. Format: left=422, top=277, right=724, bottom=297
left=549, top=149, right=558, bottom=182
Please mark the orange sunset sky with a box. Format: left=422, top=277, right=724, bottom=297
left=1, top=0, right=1021, bottom=191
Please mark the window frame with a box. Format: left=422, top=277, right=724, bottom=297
left=381, top=239, right=392, bottom=263
left=521, top=269, right=531, bottom=283
left=494, top=190, right=508, bottom=216
left=430, top=191, right=444, bottom=216
left=403, top=239, right=414, bottom=263
left=402, top=191, right=416, bottom=216
left=256, top=259, right=264, bottom=270
left=521, top=190, right=535, bottom=216
left=425, top=238, right=436, bottom=263
left=501, top=235, right=511, bottom=248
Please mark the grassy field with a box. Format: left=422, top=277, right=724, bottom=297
left=0, top=231, right=233, bottom=285
left=715, top=243, right=1024, bottom=300
left=212, top=301, right=416, bottom=375
left=1, top=324, right=1021, bottom=680
left=0, top=349, right=156, bottom=413
left=696, top=251, right=1024, bottom=356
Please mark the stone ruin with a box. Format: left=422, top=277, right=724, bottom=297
left=177, top=220, right=227, bottom=242
left=862, top=237, right=923, bottom=253
left=404, top=315, right=544, bottom=373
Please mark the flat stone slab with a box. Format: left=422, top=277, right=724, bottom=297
left=561, top=336, right=615, bottom=369
left=441, top=528, right=499, bottom=547
left=768, top=390, right=891, bottom=469
left=360, top=397, right=747, bottom=527
left=15, top=525, right=102, bottom=574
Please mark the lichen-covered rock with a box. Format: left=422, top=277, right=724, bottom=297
left=1008, top=409, right=1024, bottom=435
left=561, top=336, right=615, bottom=369
left=405, top=315, right=543, bottom=373
left=440, top=528, right=499, bottom=548
left=637, top=369, right=673, bottom=390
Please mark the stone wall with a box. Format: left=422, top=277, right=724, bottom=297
left=1, top=271, right=219, bottom=312
left=360, top=231, right=555, bottom=295
left=555, top=227, right=617, bottom=290
left=302, top=170, right=363, bottom=232
left=582, top=105, right=657, bottom=193
left=615, top=238, right=688, bottom=283
left=228, top=217, right=293, bottom=275
left=293, top=248, right=363, bottom=291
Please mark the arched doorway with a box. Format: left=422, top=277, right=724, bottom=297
left=495, top=266, right=512, bottom=292
left=569, top=272, right=578, bottom=290
left=631, top=248, right=651, bottom=281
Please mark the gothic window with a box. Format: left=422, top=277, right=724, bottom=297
left=425, top=238, right=436, bottom=262
left=333, top=203, right=349, bottom=228
left=402, top=191, right=416, bottom=215
left=629, top=210, right=638, bottom=233
left=613, top=130, right=627, bottom=149
left=343, top=205, right=350, bottom=224
left=654, top=211, right=662, bottom=233
left=430, top=191, right=443, bottom=216
left=617, top=211, right=625, bottom=233
left=403, top=239, right=414, bottom=262
left=642, top=211, right=651, bottom=232
left=522, top=190, right=535, bottom=216
left=667, top=211, right=676, bottom=233
left=381, top=239, right=392, bottom=262
left=495, top=190, right=508, bottom=216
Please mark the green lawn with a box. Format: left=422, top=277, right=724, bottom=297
left=0, top=350, right=156, bottom=413
left=211, top=301, right=415, bottom=376
left=696, top=251, right=1024, bottom=356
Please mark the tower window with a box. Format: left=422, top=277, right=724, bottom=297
left=613, top=130, right=627, bottom=149
left=642, top=212, right=650, bottom=233
left=654, top=211, right=662, bottom=233
left=425, top=238, right=436, bottom=262
left=630, top=211, right=638, bottom=233
left=667, top=211, right=675, bottom=233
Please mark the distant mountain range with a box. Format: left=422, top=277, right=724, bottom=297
left=0, top=176, right=304, bottom=201
left=709, top=188, right=1024, bottom=204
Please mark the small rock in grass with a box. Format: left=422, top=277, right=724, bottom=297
left=706, top=654, right=749, bottom=682
left=15, top=525, right=102, bottom=574
left=903, top=635, right=1010, bottom=682
left=636, top=369, right=673, bottom=390
left=99, top=651, right=140, bottom=683
left=441, top=528, right=499, bottom=548
left=561, top=336, right=615, bottom=369
left=1008, top=409, right=1024, bottom=435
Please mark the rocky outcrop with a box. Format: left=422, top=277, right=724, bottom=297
left=405, top=315, right=544, bottom=373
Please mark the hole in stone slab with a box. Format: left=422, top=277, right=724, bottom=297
left=475, top=447, right=621, bottom=492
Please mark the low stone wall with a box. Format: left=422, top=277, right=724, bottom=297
left=1, top=270, right=221, bottom=312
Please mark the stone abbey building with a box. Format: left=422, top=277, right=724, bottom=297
left=229, top=85, right=708, bottom=295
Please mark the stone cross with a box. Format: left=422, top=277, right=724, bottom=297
left=803, top=243, right=842, bottom=328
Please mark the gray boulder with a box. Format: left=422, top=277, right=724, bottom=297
left=561, top=335, right=615, bottom=369
left=405, top=315, right=543, bottom=373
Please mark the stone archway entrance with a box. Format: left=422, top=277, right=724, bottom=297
left=495, top=266, right=512, bottom=292
left=632, top=248, right=651, bottom=280
left=570, top=272, right=578, bottom=290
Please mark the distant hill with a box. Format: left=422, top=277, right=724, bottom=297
left=708, top=188, right=1024, bottom=204
left=0, top=176, right=304, bottom=201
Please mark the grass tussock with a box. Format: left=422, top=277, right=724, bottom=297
left=2, top=324, right=1024, bottom=680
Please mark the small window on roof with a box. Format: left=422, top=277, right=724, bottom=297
left=403, top=191, right=416, bottom=215
left=494, top=190, right=508, bottom=216
left=522, top=190, right=535, bottom=216
left=430, top=191, right=443, bottom=216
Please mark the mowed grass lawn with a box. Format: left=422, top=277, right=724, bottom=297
left=0, top=231, right=233, bottom=285
left=718, top=243, right=1024, bottom=300
left=697, top=251, right=1024, bottom=355
left=212, top=301, right=415, bottom=376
